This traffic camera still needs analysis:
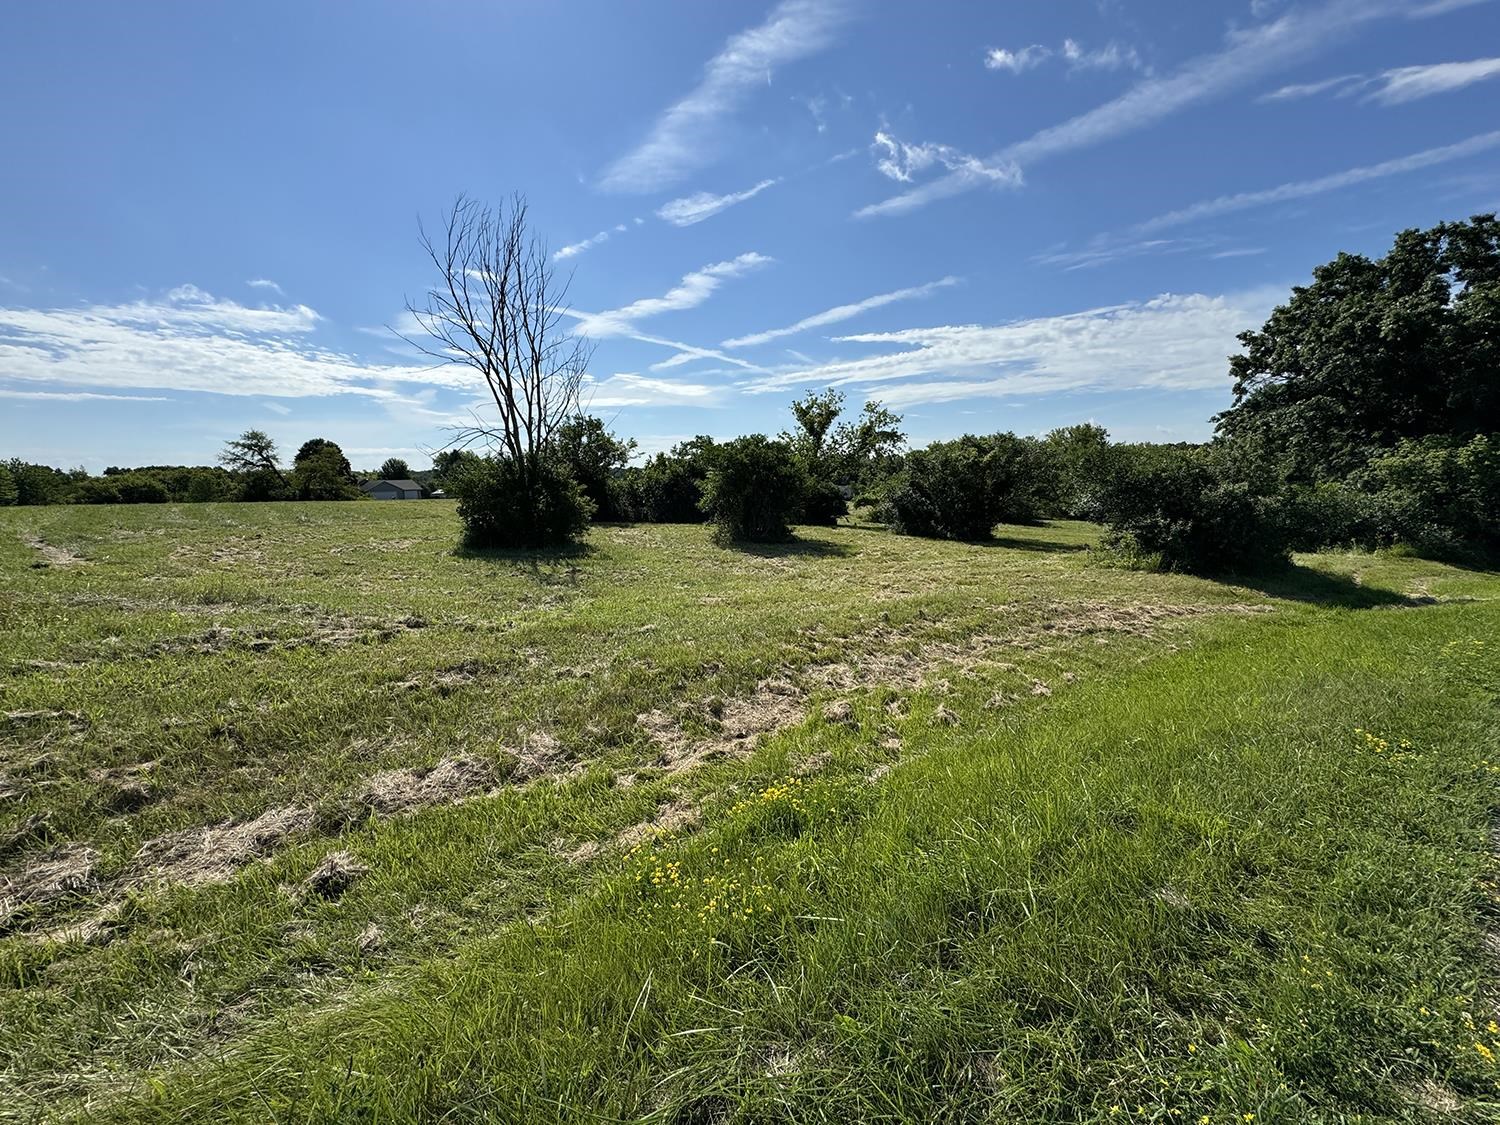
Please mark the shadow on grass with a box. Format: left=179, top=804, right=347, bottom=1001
left=452, top=541, right=597, bottom=585
left=722, top=535, right=854, bottom=559
left=1227, top=562, right=1411, bottom=609
left=983, top=534, right=1091, bottom=554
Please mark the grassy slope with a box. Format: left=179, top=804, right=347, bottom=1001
left=0, top=502, right=1497, bottom=1122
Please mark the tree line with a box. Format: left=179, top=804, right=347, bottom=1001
left=4, top=208, right=1494, bottom=573
left=0, top=438, right=425, bottom=506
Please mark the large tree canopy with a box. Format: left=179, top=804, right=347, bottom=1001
left=1216, top=214, right=1499, bottom=482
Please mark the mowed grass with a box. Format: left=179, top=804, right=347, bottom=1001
left=0, top=501, right=1497, bottom=1123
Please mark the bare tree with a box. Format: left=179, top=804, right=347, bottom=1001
left=403, top=194, right=591, bottom=472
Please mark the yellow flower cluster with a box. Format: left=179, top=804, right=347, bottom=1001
left=626, top=838, right=774, bottom=939
left=730, top=775, right=806, bottom=816
left=1353, top=727, right=1418, bottom=761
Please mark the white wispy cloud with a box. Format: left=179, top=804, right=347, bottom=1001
left=573, top=252, right=773, bottom=337
left=861, top=0, right=1462, bottom=218
left=657, top=179, right=780, bottom=226
left=868, top=130, right=1021, bottom=197
left=984, top=44, right=1051, bottom=73
left=580, top=372, right=721, bottom=408
left=0, top=389, right=172, bottom=402
left=554, top=229, right=615, bottom=260
left=722, top=276, right=961, bottom=348
left=1259, top=73, right=1366, bottom=100
left=246, top=278, right=285, bottom=295
left=0, top=285, right=469, bottom=400
left=598, top=0, right=850, bottom=193
left=1036, top=129, right=1500, bottom=268
left=1370, top=56, right=1500, bottom=101
left=986, top=39, right=1142, bottom=75
left=1061, top=39, right=1144, bottom=72
left=1261, top=55, right=1500, bottom=103
left=1131, top=129, right=1500, bottom=234
left=740, top=288, right=1285, bottom=406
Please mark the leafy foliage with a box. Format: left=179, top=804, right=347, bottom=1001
left=0, top=463, right=16, bottom=506
left=378, top=457, right=412, bottom=480
left=1095, top=444, right=1289, bottom=573
left=294, top=447, right=362, bottom=501
left=1348, top=433, right=1500, bottom=557
left=551, top=415, right=637, bottom=522
left=1217, top=214, right=1500, bottom=481
left=699, top=435, right=807, bottom=543
left=450, top=453, right=592, bottom=548
left=880, top=434, right=1044, bottom=540
left=634, top=437, right=717, bottom=524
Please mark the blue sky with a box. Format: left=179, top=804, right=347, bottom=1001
left=2, top=0, right=1498, bottom=471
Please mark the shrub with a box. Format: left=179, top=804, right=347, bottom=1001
left=700, top=435, right=806, bottom=542
left=451, top=453, right=592, bottom=549
left=878, top=435, right=1022, bottom=540
left=799, top=479, right=848, bottom=526
left=636, top=438, right=717, bottom=523
left=1350, top=434, right=1500, bottom=557
left=1094, top=445, right=1289, bottom=574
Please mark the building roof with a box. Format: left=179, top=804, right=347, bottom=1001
left=360, top=479, right=424, bottom=492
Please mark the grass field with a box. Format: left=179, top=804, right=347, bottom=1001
left=1, top=501, right=1497, bottom=1123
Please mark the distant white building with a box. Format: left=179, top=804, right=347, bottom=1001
left=360, top=478, right=424, bottom=500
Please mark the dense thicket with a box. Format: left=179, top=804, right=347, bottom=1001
left=699, top=435, right=807, bottom=543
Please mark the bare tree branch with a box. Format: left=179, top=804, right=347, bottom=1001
left=403, top=194, right=594, bottom=482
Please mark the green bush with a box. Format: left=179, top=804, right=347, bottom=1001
left=0, top=463, right=20, bottom=506
left=451, top=453, right=593, bottom=549
left=1350, top=434, right=1500, bottom=557
left=1095, top=445, right=1289, bottom=574
left=551, top=416, right=637, bottom=522
left=798, top=479, right=848, bottom=526
left=636, top=438, right=717, bottom=523
left=700, top=435, right=806, bottom=543
left=878, top=435, right=1032, bottom=540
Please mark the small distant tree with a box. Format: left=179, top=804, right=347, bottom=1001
left=406, top=194, right=593, bottom=547
left=831, top=400, right=905, bottom=492
left=379, top=457, right=412, bottom=480
left=287, top=438, right=358, bottom=500
left=785, top=389, right=844, bottom=467
left=1040, top=423, right=1112, bottom=518
left=700, top=435, right=807, bottom=543
left=220, top=430, right=291, bottom=499
left=295, top=448, right=362, bottom=500
left=5, top=460, right=72, bottom=505
left=432, top=449, right=481, bottom=488
left=0, top=463, right=16, bottom=506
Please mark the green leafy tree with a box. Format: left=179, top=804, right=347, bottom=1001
left=220, top=430, right=291, bottom=498
left=784, top=389, right=844, bottom=468
left=379, top=457, right=412, bottom=480
left=295, top=447, right=362, bottom=500
left=0, top=463, right=16, bottom=506
left=830, top=400, right=906, bottom=491
left=550, top=415, right=637, bottom=521
left=5, top=460, right=71, bottom=505
left=1040, top=423, right=1112, bottom=518
left=1217, top=214, right=1500, bottom=482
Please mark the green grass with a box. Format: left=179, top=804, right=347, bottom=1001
left=1, top=501, right=1497, bottom=1122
